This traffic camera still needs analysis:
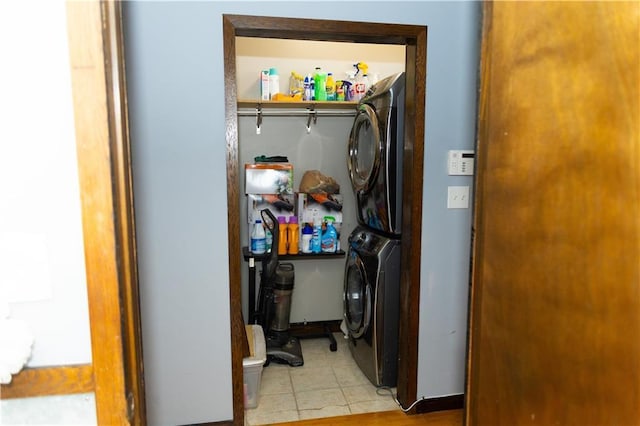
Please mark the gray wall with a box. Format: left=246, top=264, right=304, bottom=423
left=238, top=114, right=358, bottom=323
left=124, top=1, right=480, bottom=423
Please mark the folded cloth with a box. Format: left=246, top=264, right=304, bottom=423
left=0, top=301, right=34, bottom=384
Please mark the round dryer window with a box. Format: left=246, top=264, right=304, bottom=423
left=344, top=254, right=371, bottom=338
left=348, top=104, right=382, bottom=193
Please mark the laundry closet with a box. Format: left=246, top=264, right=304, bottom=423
left=236, top=37, right=405, bottom=325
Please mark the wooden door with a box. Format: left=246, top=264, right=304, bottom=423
left=67, top=2, right=146, bottom=424
left=466, top=2, right=639, bottom=425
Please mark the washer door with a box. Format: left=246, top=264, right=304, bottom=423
left=348, top=104, right=382, bottom=193
left=343, top=251, right=371, bottom=338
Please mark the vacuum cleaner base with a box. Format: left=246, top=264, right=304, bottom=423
left=266, top=334, right=304, bottom=367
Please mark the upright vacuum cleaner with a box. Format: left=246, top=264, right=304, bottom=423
left=256, top=209, right=304, bottom=367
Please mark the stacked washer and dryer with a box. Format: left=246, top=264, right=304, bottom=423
left=343, top=72, right=405, bottom=388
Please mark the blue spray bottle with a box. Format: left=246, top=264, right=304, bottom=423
left=321, top=216, right=338, bottom=253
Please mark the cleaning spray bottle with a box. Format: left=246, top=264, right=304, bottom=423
left=321, top=216, right=338, bottom=253
left=311, top=218, right=322, bottom=254
left=354, top=62, right=369, bottom=101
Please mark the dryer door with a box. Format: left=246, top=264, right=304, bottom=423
left=347, top=104, right=382, bottom=193
left=343, top=251, right=371, bottom=338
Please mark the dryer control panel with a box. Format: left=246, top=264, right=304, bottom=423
left=448, top=150, right=475, bottom=175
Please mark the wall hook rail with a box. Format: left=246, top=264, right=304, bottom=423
left=306, top=108, right=317, bottom=134
left=255, top=106, right=262, bottom=135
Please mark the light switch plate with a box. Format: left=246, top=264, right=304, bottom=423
left=447, top=186, right=470, bottom=209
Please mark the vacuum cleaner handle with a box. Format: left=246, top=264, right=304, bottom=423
left=260, top=208, right=279, bottom=281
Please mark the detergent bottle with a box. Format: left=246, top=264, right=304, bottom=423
left=303, top=74, right=312, bottom=101
left=301, top=223, right=313, bottom=253
left=314, top=67, right=327, bottom=101
left=321, top=216, right=338, bottom=253
left=277, top=216, right=288, bottom=255
left=250, top=219, right=266, bottom=254
left=311, top=218, right=322, bottom=253
left=287, top=216, right=299, bottom=254
left=325, top=72, right=336, bottom=101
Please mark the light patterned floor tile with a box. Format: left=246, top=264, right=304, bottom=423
left=260, top=366, right=292, bottom=395
left=250, top=334, right=401, bottom=423
left=341, top=384, right=392, bottom=404
left=290, top=366, right=339, bottom=392
left=250, top=392, right=297, bottom=414
left=295, top=388, right=348, bottom=410
left=332, top=363, right=372, bottom=387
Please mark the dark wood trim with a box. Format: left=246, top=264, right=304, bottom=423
left=396, top=26, right=428, bottom=413
left=101, top=1, right=146, bottom=424
left=222, top=15, right=247, bottom=426
left=0, top=365, right=94, bottom=399
left=415, top=394, right=464, bottom=414
left=66, top=1, right=135, bottom=424
left=224, top=14, right=427, bottom=423
left=224, top=14, right=421, bottom=45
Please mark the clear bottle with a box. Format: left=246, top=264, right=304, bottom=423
left=250, top=220, right=266, bottom=254
left=361, top=73, right=371, bottom=98
left=289, top=71, right=303, bottom=97
left=354, top=72, right=366, bottom=101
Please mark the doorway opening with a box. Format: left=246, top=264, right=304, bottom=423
left=223, top=14, right=427, bottom=424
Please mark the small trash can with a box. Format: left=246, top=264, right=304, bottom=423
left=243, top=324, right=266, bottom=409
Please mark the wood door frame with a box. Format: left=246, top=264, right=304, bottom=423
left=67, top=1, right=145, bottom=424
left=223, top=14, right=427, bottom=423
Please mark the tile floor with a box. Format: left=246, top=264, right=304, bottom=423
left=245, top=332, right=400, bottom=425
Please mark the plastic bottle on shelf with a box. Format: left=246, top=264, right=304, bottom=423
left=321, top=216, right=338, bottom=253
left=303, top=74, right=312, bottom=101
left=325, top=72, right=336, bottom=101
left=344, top=71, right=356, bottom=101
left=250, top=220, right=266, bottom=254
left=287, top=216, right=299, bottom=254
left=336, top=83, right=345, bottom=101
left=289, top=71, right=303, bottom=98
left=269, top=68, right=280, bottom=100
left=354, top=72, right=365, bottom=101
left=314, top=67, right=327, bottom=101
left=277, top=216, right=288, bottom=255
left=311, top=218, right=322, bottom=253
left=361, top=73, right=371, bottom=97
left=301, top=223, right=313, bottom=253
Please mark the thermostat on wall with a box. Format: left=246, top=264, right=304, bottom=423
left=448, top=150, right=475, bottom=175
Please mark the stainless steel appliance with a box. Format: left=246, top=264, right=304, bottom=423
left=347, top=72, right=405, bottom=237
left=343, top=226, right=401, bottom=387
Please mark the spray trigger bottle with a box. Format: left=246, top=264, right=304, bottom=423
left=353, top=62, right=369, bottom=101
